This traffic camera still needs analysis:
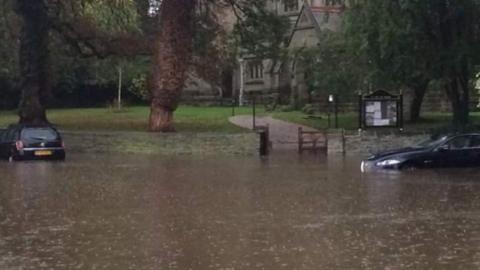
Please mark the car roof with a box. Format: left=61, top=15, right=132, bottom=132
left=7, top=124, right=60, bottom=132
left=434, top=133, right=480, bottom=139
left=8, top=123, right=56, bottom=128
left=449, top=133, right=480, bottom=137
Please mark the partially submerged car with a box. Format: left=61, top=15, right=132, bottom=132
left=361, top=133, right=480, bottom=172
left=0, top=124, right=66, bottom=161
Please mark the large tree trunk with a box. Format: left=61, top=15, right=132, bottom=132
left=409, top=80, right=429, bottom=123
left=435, top=2, right=471, bottom=129
left=446, top=76, right=470, bottom=129
left=15, top=0, right=50, bottom=125
left=149, top=0, right=196, bottom=132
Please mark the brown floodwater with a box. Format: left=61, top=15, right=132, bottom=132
left=1, top=153, right=480, bottom=269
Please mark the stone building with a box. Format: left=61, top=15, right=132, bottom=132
left=232, top=0, right=345, bottom=107
left=180, top=0, right=345, bottom=106
left=183, top=0, right=464, bottom=117
left=231, top=0, right=465, bottom=118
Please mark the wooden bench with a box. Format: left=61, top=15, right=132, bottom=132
left=298, top=127, right=327, bottom=153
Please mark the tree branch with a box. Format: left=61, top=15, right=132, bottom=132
left=49, top=16, right=154, bottom=58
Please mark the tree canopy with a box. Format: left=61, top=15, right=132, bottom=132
left=0, top=0, right=290, bottom=130
left=343, top=0, right=480, bottom=126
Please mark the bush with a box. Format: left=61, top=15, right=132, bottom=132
left=301, top=104, right=316, bottom=115
left=278, top=105, right=294, bottom=112
left=128, top=74, right=150, bottom=101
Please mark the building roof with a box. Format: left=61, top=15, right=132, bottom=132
left=287, top=0, right=344, bottom=47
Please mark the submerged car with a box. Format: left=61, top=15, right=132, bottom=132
left=0, top=124, right=66, bottom=161
left=361, top=133, right=480, bottom=171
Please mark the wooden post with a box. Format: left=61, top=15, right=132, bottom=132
left=334, top=95, right=339, bottom=129
left=257, top=124, right=270, bottom=156
left=399, top=94, right=404, bottom=131
left=358, top=94, right=363, bottom=130
left=252, top=95, right=256, bottom=129
left=117, top=66, right=122, bottom=111
left=298, top=127, right=303, bottom=153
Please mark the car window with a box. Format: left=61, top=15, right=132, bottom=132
left=415, top=136, right=448, bottom=148
left=446, top=136, right=471, bottom=150
left=469, top=135, right=480, bottom=148
left=21, top=128, right=59, bottom=142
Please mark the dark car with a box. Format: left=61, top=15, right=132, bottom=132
left=0, top=124, right=66, bottom=161
left=361, top=133, right=480, bottom=172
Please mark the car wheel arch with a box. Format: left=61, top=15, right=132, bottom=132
left=399, top=161, right=417, bottom=170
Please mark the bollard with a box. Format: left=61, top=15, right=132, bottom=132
left=256, top=125, right=269, bottom=156
left=231, top=98, right=236, bottom=116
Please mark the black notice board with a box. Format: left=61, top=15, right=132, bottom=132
left=359, top=90, right=403, bottom=129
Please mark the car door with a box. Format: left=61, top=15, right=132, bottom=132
left=467, top=135, right=480, bottom=166
left=0, top=130, right=5, bottom=158
left=433, top=135, right=473, bottom=167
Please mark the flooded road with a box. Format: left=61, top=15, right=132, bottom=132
left=1, top=153, right=480, bottom=269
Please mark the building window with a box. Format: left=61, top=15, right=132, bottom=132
left=247, top=61, right=264, bottom=80
left=310, top=0, right=343, bottom=6
left=326, top=0, right=342, bottom=5
left=284, top=0, right=298, bottom=12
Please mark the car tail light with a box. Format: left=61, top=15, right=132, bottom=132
left=15, top=140, right=24, bottom=151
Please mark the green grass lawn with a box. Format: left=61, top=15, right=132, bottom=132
left=0, top=106, right=254, bottom=133
left=0, top=105, right=478, bottom=133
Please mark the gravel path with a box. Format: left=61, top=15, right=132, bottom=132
left=229, top=115, right=319, bottom=149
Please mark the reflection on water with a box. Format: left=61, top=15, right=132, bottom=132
left=1, top=153, right=480, bottom=269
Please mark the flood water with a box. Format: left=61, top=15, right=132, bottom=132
left=1, top=153, right=480, bottom=269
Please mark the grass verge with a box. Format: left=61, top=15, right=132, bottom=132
left=0, top=106, right=254, bottom=133
left=1, top=105, right=477, bottom=134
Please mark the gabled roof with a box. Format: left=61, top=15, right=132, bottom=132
left=287, top=0, right=344, bottom=47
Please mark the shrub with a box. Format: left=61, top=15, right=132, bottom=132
left=301, top=104, right=316, bottom=115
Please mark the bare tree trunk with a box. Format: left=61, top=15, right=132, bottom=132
left=15, top=0, right=50, bottom=125
left=409, top=80, right=429, bottom=123
left=149, top=104, right=174, bottom=132
left=446, top=76, right=470, bottom=129
left=149, top=0, right=196, bottom=132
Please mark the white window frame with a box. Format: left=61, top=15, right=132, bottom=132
left=247, top=61, right=264, bottom=81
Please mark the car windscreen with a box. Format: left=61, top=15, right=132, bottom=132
left=21, top=128, right=59, bottom=142
left=414, top=136, right=448, bottom=148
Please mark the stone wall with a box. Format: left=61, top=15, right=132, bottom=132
left=63, top=131, right=259, bottom=156
left=328, top=129, right=428, bottom=156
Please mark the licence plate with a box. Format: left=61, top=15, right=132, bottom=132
left=35, top=150, right=52, bottom=156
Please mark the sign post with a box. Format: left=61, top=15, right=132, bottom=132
left=334, top=95, right=339, bottom=129
left=328, top=95, right=333, bottom=128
